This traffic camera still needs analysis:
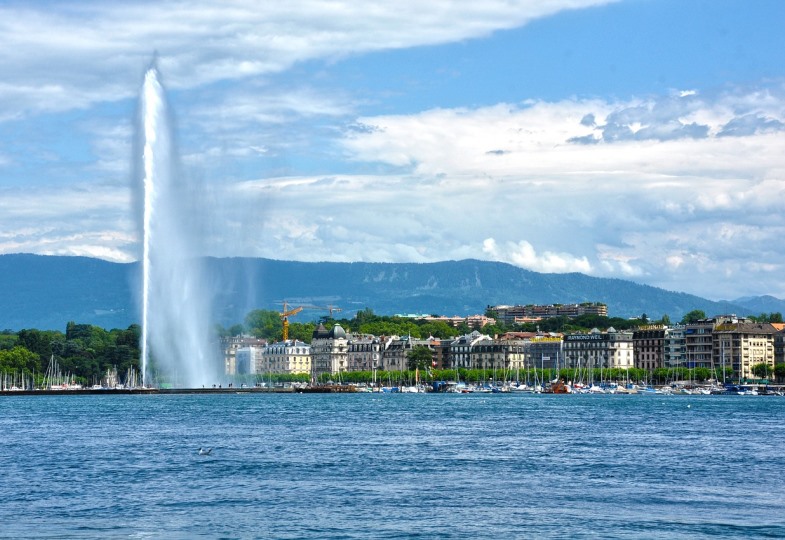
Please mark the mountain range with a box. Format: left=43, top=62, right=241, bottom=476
left=1, top=253, right=782, bottom=331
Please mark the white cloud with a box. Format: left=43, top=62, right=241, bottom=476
left=0, top=185, right=136, bottom=262
left=6, top=84, right=785, bottom=297
left=0, top=0, right=617, bottom=119
left=335, top=88, right=785, bottom=297
left=482, top=238, right=592, bottom=273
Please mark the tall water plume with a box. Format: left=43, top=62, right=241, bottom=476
left=138, top=67, right=218, bottom=388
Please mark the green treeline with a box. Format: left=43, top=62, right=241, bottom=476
left=221, top=306, right=663, bottom=344
left=312, top=367, right=740, bottom=386
left=0, top=323, right=140, bottom=386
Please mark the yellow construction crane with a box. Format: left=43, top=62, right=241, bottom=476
left=279, top=301, right=303, bottom=341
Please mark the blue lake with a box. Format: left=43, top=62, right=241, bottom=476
left=1, top=393, right=784, bottom=539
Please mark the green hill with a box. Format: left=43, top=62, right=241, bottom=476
left=0, top=253, right=768, bottom=331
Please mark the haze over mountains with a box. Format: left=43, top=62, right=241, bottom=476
left=0, top=254, right=781, bottom=331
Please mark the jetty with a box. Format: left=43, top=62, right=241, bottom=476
left=0, top=386, right=296, bottom=396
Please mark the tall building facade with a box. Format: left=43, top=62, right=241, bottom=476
left=347, top=335, right=389, bottom=372
left=563, top=328, right=634, bottom=370
left=525, top=337, right=564, bottom=370
left=685, top=315, right=750, bottom=370
left=235, top=346, right=263, bottom=375
left=684, top=319, right=716, bottom=369
left=471, top=338, right=526, bottom=371
left=450, top=331, right=490, bottom=369
left=311, top=323, right=348, bottom=379
left=713, top=322, right=776, bottom=380
left=381, top=336, right=435, bottom=371
left=632, top=326, right=666, bottom=371
left=664, top=326, right=686, bottom=368
left=263, top=340, right=311, bottom=375
left=220, top=335, right=266, bottom=375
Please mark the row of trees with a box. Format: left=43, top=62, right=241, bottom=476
left=180, top=364, right=785, bottom=388
left=0, top=323, right=140, bottom=386
left=221, top=306, right=699, bottom=345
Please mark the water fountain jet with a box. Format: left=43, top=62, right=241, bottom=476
left=138, top=66, right=218, bottom=388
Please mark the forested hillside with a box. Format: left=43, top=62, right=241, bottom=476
left=0, top=254, right=769, bottom=331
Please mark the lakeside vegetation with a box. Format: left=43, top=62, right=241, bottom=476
left=227, top=366, right=778, bottom=387
left=2, top=308, right=784, bottom=387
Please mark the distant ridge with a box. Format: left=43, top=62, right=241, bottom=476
left=0, top=253, right=776, bottom=331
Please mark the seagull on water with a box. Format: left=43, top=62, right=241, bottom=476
left=198, top=447, right=212, bottom=456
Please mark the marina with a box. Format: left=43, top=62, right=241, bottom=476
left=2, top=380, right=785, bottom=396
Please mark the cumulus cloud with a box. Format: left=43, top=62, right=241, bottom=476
left=8, top=84, right=783, bottom=298
left=0, top=185, right=135, bottom=262
left=334, top=87, right=785, bottom=298
left=482, top=238, right=592, bottom=274
left=718, top=113, right=785, bottom=137
left=0, top=0, right=616, bottom=119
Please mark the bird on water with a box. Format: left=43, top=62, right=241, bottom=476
left=198, top=447, right=212, bottom=455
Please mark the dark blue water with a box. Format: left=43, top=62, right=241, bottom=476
left=1, top=393, right=784, bottom=539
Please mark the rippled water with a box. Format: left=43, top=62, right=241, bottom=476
left=1, top=393, right=784, bottom=539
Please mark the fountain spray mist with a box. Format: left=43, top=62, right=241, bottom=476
left=138, top=67, right=218, bottom=388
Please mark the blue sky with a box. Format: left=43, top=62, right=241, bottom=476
left=1, top=0, right=784, bottom=301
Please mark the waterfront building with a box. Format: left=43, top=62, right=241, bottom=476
left=562, top=327, right=634, bottom=370
left=311, top=323, right=348, bottom=379
left=684, top=315, right=749, bottom=370
left=684, top=319, right=715, bottom=369
left=347, top=334, right=390, bottom=372
left=219, top=335, right=266, bottom=375
left=235, top=346, right=263, bottom=375
left=712, top=322, right=776, bottom=381
left=525, top=335, right=564, bottom=371
left=450, top=331, right=490, bottom=369
left=632, top=326, right=666, bottom=371
left=773, top=323, right=785, bottom=365
left=664, top=326, right=686, bottom=368
left=432, top=339, right=452, bottom=369
left=381, top=335, right=435, bottom=371
left=262, top=340, right=311, bottom=375
left=471, top=337, right=526, bottom=371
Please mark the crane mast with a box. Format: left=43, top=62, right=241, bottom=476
left=276, top=302, right=342, bottom=341
left=279, top=301, right=303, bottom=341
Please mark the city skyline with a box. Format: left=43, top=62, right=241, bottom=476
left=1, top=1, right=784, bottom=301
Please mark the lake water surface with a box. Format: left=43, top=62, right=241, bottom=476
left=1, top=393, right=784, bottom=538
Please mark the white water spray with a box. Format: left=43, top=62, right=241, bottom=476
left=139, top=67, right=218, bottom=388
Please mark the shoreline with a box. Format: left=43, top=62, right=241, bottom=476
left=2, top=383, right=784, bottom=396
left=0, top=386, right=296, bottom=396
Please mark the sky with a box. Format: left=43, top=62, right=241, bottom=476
left=1, top=0, right=784, bottom=301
